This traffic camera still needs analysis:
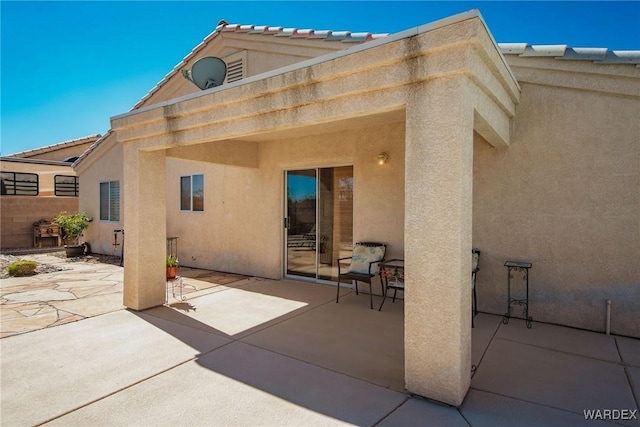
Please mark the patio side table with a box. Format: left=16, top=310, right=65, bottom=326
left=502, top=261, right=533, bottom=328
left=378, top=259, right=404, bottom=311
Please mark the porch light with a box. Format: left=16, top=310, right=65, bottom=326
left=377, top=152, right=390, bottom=165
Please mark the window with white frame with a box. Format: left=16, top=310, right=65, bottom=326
left=99, top=181, right=120, bottom=221
left=181, top=174, right=204, bottom=212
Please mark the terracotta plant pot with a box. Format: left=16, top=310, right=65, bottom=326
left=64, top=245, right=85, bottom=258
left=166, top=266, right=178, bottom=280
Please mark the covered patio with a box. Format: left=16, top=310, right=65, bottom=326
left=113, top=12, right=518, bottom=405
left=2, top=272, right=638, bottom=425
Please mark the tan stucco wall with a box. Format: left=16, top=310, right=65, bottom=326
left=165, top=121, right=405, bottom=278
left=112, top=13, right=517, bottom=405
left=0, top=196, right=78, bottom=249
left=473, top=59, right=640, bottom=337
left=1, top=160, right=79, bottom=248
left=76, top=133, right=124, bottom=255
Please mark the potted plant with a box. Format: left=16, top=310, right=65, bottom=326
left=53, top=211, right=92, bottom=257
left=166, top=255, right=179, bottom=279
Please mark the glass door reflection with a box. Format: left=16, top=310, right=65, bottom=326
left=286, top=170, right=317, bottom=278
left=285, top=166, right=353, bottom=282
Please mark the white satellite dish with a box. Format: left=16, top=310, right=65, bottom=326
left=182, top=56, right=227, bottom=90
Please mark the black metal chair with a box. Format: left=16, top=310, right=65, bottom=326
left=472, top=248, right=481, bottom=327
left=336, top=242, right=386, bottom=309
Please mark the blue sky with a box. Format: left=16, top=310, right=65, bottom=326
left=1, top=1, right=638, bottom=155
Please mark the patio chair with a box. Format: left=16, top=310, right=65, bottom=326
left=472, top=248, right=481, bottom=327
left=336, top=242, right=386, bottom=309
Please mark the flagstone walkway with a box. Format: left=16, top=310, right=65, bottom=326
left=0, top=253, right=247, bottom=338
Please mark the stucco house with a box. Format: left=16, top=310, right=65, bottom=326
left=1, top=134, right=100, bottom=249
left=74, top=11, right=639, bottom=406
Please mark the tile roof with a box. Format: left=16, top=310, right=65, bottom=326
left=499, top=43, right=640, bottom=68
left=0, top=156, right=76, bottom=167
left=6, top=134, right=102, bottom=158
left=72, top=130, right=112, bottom=168
left=218, top=23, right=387, bottom=43
left=77, top=17, right=639, bottom=168
left=133, top=20, right=640, bottom=111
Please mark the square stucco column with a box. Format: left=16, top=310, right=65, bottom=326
left=404, top=78, right=473, bottom=406
left=123, top=146, right=167, bottom=310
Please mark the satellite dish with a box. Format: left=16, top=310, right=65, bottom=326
left=181, top=56, right=227, bottom=90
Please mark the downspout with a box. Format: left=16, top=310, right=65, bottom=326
left=605, top=300, right=611, bottom=335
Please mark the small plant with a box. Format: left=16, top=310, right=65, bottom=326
left=166, top=255, right=179, bottom=267
left=54, top=211, right=92, bottom=246
left=7, top=260, right=37, bottom=277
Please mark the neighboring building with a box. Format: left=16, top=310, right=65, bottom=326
left=1, top=134, right=100, bottom=249
left=75, top=11, right=639, bottom=406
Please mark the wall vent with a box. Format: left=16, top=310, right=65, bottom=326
left=226, top=59, right=244, bottom=83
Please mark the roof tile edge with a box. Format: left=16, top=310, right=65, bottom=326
left=499, top=43, right=640, bottom=65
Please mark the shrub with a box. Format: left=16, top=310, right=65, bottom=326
left=53, top=211, right=92, bottom=245
left=7, top=260, right=37, bottom=276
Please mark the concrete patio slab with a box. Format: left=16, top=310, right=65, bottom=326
left=377, top=398, right=467, bottom=426
left=46, top=341, right=407, bottom=427
left=2, top=254, right=639, bottom=426
left=146, top=278, right=338, bottom=339
left=461, top=389, right=616, bottom=427
left=496, top=317, right=621, bottom=362
left=242, top=289, right=405, bottom=392
left=472, top=337, right=639, bottom=424
left=201, top=342, right=408, bottom=424
left=0, top=310, right=231, bottom=426
left=628, top=367, right=640, bottom=409
left=471, top=313, right=502, bottom=370
left=617, top=336, right=640, bottom=367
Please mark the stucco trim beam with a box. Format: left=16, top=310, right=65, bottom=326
left=166, top=140, right=259, bottom=168
left=471, top=82, right=512, bottom=147
left=113, top=10, right=518, bottom=124
left=507, top=60, right=640, bottom=98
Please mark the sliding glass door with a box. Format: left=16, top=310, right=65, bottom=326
left=285, top=166, right=353, bottom=281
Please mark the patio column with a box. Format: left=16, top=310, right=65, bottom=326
left=122, top=146, right=167, bottom=310
left=404, top=77, right=473, bottom=406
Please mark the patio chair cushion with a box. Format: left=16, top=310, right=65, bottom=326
left=348, top=244, right=385, bottom=275
left=472, top=251, right=480, bottom=272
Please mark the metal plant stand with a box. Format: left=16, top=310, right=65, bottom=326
left=502, top=260, right=533, bottom=328
left=166, top=276, right=185, bottom=303
left=166, top=236, right=183, bottom=303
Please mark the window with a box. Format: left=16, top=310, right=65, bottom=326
left=55, top=175, right=79, bottom=197
left=100, top=181, right=120, bottom=221
left=1, top=172, right=38, bottom=195
left=180, top=174, right=204, bottom=212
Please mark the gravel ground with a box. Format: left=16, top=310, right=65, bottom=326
left=0, top=252, right=122, bottom=279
